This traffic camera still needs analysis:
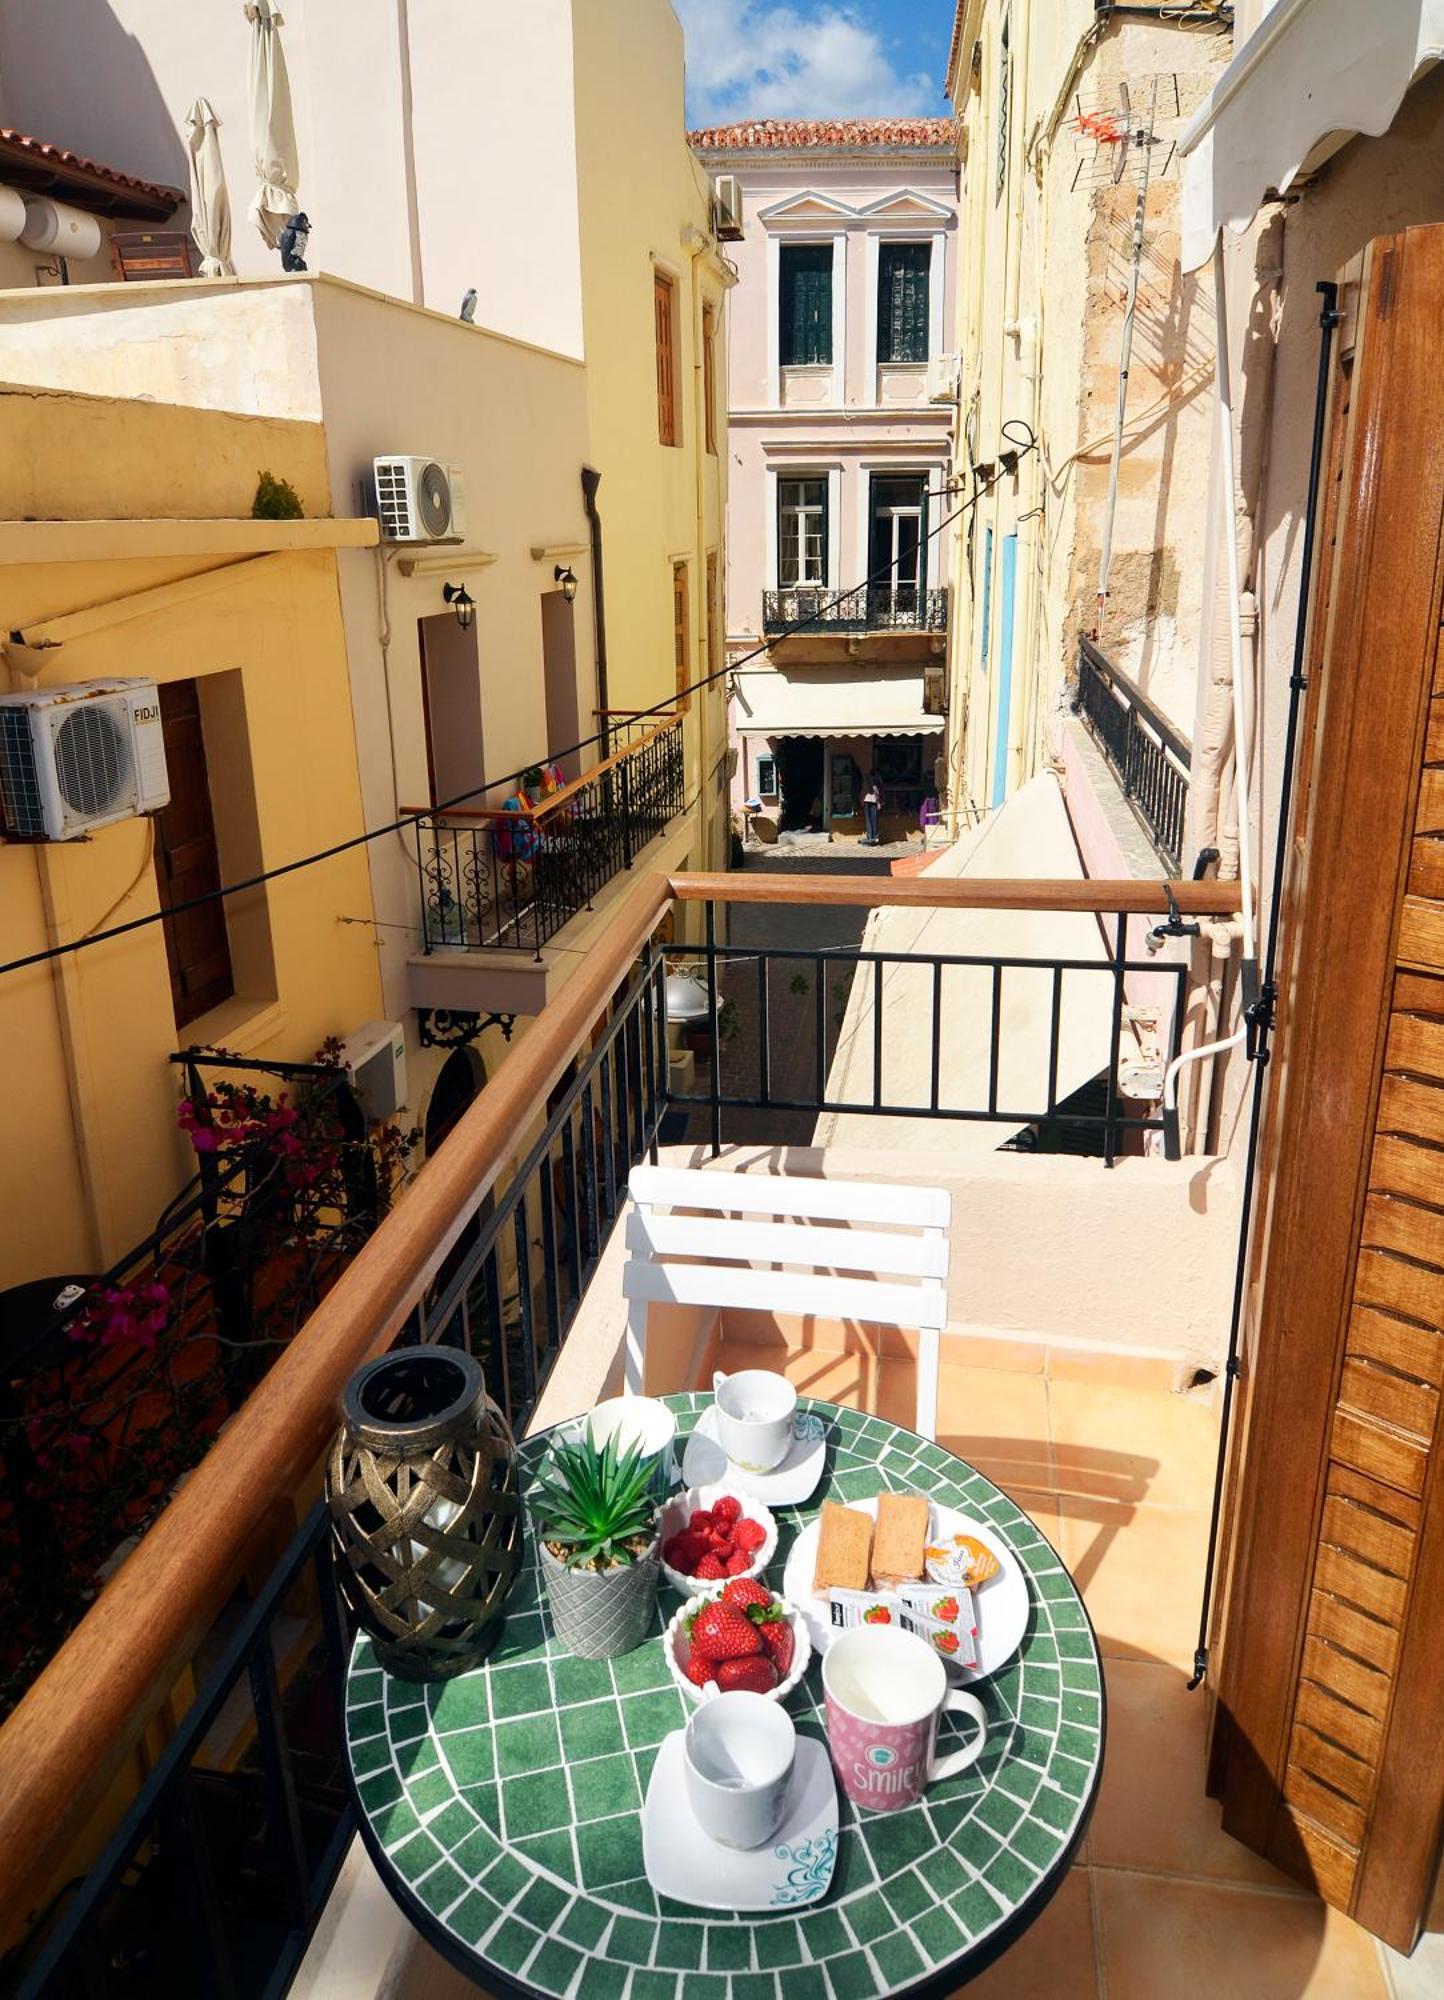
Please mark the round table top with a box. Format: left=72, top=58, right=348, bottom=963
left=345, top=1392, right=1104, bottom=1999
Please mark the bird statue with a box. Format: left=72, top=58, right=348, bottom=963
left=459, top=288, right=478, bottom=323
left=279, top=211, right=310, bottom=272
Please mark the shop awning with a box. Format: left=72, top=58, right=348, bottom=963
left=816, top=774, right=1117, bottom=1158
left=1180, top=0, right=1444, bottom=272
left=732, top=666, right=938, bottom=739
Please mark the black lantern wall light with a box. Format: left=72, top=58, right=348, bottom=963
left=442, top=581, right=476, bottom=629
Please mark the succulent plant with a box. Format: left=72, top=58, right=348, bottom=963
left=532, top=1429, right=657, bottom=1571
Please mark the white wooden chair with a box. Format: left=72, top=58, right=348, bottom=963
left=621, top=1165, right=951, bottom=1439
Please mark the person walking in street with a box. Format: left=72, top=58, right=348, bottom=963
left=862, top=773, right=882, bottom=846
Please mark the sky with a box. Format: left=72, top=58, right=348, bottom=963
left=675, top=0, right=955, bottom=128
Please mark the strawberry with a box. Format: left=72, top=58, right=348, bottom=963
left=721, top=1577, right=773, bottom=1611
left=684, top=1647, right=719, bottom=1689
left=694, top=1552, right=726, bottom=1580
left=715, top=1655, right=778, bottom=1695
left=757, top=1614, right=795, bottom=1679
left=711, top=1495, right=742, bottom=1529
left=732, top=1518, right=766, bottom=1553
left=689, top=1600, right=762, bottom=1659
left=724, top=1550, right=750, bottom=1574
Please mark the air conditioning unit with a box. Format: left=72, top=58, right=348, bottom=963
left=712, top=173, right=744, bottom=241
left=0, top=678, right=170, bottom=841
left=926, top=351, right=961, bottom=404
left=370, top=456, right=466, bottom=545
left=339, top=1019, right=408, bottom=1121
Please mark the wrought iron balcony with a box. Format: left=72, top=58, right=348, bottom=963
left=762, top=583, right=949, bottom=636
left=414, top=713, right=685, bottom=956
left=1073, top=635, right=1191, bottom=874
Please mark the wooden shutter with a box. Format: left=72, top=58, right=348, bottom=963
left=780, top=245, right=833, bottom=367
left=1210, top=227, right=1444, bottom=1952
left=706, top=551, right=720, bottom=676
left=878, top=243, right=931, bottom=364
left=655, top=271, right=678, bottom=447
left=673, top=562, right=690, bottom=711
left=152, top=679, right=233, bottom=1028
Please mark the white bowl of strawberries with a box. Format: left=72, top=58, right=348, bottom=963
left=658, top=1485, right=776, bottom=1596
left=664, top=1578, right=810, bottom=1705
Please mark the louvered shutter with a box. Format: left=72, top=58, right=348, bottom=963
left=878, top=243, right=931, bottom=364
left=780, top=245, right=833, bottom=366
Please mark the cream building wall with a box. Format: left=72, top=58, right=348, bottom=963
left=944, top=1, right=1227, bottom=826
left=0, top=384, right=382, bottom=1282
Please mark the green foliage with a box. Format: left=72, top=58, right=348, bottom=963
left=532, top=1429, right=656, bottom=1570
left=716, top=995, right=741, bottom=1042
left=789, top=972, right=810, bottom=997
left=252, top=469, right=304, bottom=520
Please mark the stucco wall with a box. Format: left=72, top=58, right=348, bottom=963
left=0, top=392, right=381, bottom=1281
left=0, top=0, right=587, bottom=356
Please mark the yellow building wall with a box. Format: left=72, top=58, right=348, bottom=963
left=0, top=388, right=382, bottom=1284
left=570, top=0, right=731, bottom=883
left=945, top=1, right=1226, bottom=825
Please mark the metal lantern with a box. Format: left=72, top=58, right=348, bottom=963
left=327, top=1348, right=520, bottom=1681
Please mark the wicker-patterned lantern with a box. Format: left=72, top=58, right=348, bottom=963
left=327, top=1348, right=520, bottom=1681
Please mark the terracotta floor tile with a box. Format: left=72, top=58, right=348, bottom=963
left=958, top=1867, right=1099, bottom=1998
left=941, top=1331, right=1047, bottom=1374
left=1055, top=1497, right=1209, bottom=1664
left=935, top=1364, right=1053, bottom=1488
left=1093, top=1870, right=1392, bottom=1998
left=1047, top=1378, right=1219, bottom=1511
left=1091, top=1660, right=1302, bottom=1889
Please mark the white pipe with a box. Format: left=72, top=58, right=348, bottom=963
left=1162, top=246, right=1258, bottom=1153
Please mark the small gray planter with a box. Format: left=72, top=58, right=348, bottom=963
left=538, top=1533, right=661, bottom=1660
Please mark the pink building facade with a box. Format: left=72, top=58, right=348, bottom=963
left=690, top=119, right=958, bottom=843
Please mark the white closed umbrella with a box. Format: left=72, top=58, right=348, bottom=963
left=184, top=97, right=234, bottom=276
left=243, top=0, right=299, bottom=251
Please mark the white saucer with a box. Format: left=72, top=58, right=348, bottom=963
left=642, top=1730, right=838, bottom=1912
left=681, top=1407, right=828, bottom=1506
left=782, top=1496, right=1028, bottom=1681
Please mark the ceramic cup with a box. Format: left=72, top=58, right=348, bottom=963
left=712, top=1368, right=798, bottom=1473
left=583, top=1395, right=677, bottom=1500
left=683, top=1690, right=797, bottom=1850
left=822, top=1625, right=987, bottom=1814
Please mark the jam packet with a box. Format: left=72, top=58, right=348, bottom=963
left=925, top=1533, right=1001, bottom=1592
left=829, top=1586, right=979, bottom=1665
left=827, top=1586, right=901, bottom=1630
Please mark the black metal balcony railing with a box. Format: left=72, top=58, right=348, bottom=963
left=1073, top=636, right=1191, bottom=874
left=416, top=714, right=684, bottom=958
left=762, top=583, right=949, bottom=635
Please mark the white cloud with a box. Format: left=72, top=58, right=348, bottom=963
left=676, top=1, right=936, bottom=124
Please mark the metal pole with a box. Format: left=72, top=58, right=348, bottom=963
left=1096, top=76, right=1158, bottom=639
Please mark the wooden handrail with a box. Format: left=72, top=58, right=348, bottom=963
left=401, top=713, right=684, bottom=825
left=0, top=870, right=672, bottom=1936
left=668, top=871, right=1242, bottom=916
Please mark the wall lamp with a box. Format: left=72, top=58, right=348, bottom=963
left=443, top=582, right=476, bottom=630
left=554, top=564, right=579, bottom=604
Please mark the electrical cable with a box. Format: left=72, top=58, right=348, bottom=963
left=0, top=432, right=1038, bottom=985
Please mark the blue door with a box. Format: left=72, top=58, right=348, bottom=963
left=990, top=533, right=1018, bottom=809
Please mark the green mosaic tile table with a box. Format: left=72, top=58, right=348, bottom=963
left=346, top=1394, right=1104, bottom=1998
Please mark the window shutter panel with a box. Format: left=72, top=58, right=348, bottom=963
left=781, top=246, right=833, bottom=366
left=878, top=244, right=930, bottom=364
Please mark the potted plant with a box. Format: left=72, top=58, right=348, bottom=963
left=530, top=1428, right=661, bottom=1658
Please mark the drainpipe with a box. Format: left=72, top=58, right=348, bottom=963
left=684, top=222, right=714, bottom=812
left=580, top=465, right=609, bottom=757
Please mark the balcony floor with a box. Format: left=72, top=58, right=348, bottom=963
left=297, top=1348, right=1435, bottom=1999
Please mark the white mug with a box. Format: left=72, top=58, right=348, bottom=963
left=712, top=1368, right=797, bottom=1473
left=822, top=1625, right=987, bottom=1814
left=683, top=1691, right=796, bottom=1850
left=582, top=1395, right=677, bottom=1499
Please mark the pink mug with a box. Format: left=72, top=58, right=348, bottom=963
left=823, top=1624, right=987, bottom=1813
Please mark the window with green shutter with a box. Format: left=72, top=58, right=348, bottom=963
left=779, top=243, right=833, bottom=366
left=877, top=242, right=931, bottom=364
